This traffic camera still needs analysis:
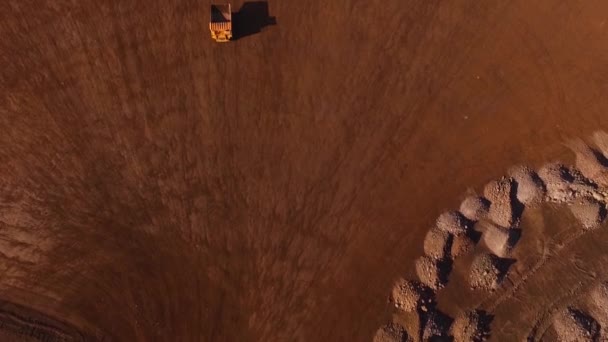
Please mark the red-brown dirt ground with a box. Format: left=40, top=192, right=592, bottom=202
left=1, top=0, right=608, bottom=341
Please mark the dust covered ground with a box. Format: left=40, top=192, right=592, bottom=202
left=1, top=0, right=608, bottom=341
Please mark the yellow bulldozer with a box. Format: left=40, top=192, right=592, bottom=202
left=210, top=4, right=232, bottom=42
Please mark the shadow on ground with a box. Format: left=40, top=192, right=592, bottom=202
left=233, top=1, right=277, bottom=40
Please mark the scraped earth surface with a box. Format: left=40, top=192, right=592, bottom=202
left=1, top=1, right=608, bottom=341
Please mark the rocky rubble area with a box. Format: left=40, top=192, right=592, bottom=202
left=376, top=132, right=608, bottom=341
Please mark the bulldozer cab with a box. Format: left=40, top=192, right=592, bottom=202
left=210, top=4, right=232, bottom=42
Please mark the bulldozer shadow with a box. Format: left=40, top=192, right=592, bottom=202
left=232, top=1, right=277, bottom=40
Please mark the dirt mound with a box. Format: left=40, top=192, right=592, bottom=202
left=374, top=322, right=411, bottom=342
left=423, top=228, right=452, bottom=260
left=391, top=279, right=428, bottom=313
left=538, top=163, right=575, bottom=202
left=553, top=308, right=600, bottom=342
left=569, top=197, right=606, bottom=229
left=508, top=165, right=546, bottom=205
left=415, top=256, right=449, bottom=290
left=451, top=310, right=492, bottom=342
left=469, top=253, right=507, bottom=291
left=450, top=234, right=476, bottom=259
left=593, top=131, right=608, bottom=157
left=422, top=309, right=453, bottom=341
left=459, top=196, right=490, bottom=222
left=482, top=223, right=518, bottom=257
left=483, top=178, right=512, bottom=204
left=483, top=178, right=518, bottom=228
left=538, top=163, right=598, bottom=203
left=436, top=211, right=469, bottom=236
left=566, top=138, right=608, bottom=187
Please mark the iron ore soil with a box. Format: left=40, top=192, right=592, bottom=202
left=1, top=1, right=608, bottom=341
